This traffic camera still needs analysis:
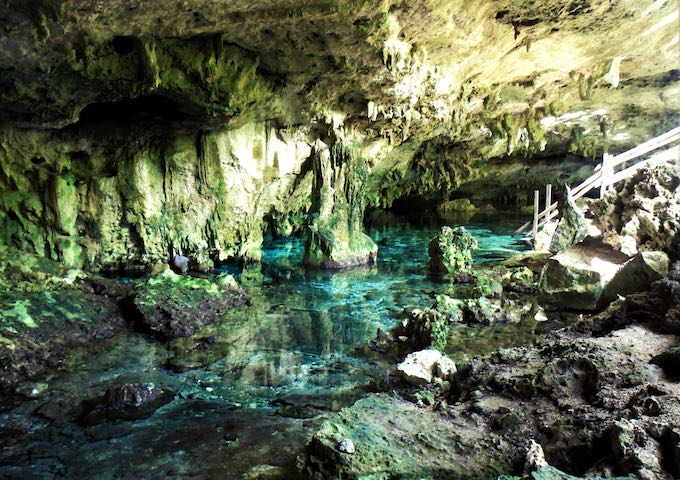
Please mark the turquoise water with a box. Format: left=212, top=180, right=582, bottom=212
left=0, top=211, right=530, bottom=479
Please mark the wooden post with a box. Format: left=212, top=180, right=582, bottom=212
left=545, top=183, right=552, bottom=214
left=600, top=153, right=613, bottom=198
left=532, top=190, right=540, bottom=248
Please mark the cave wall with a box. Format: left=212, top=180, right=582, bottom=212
left=0, top=123, right=313, bottom=271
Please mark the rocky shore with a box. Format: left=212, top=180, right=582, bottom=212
left=302, top=164, right=680, bottom=480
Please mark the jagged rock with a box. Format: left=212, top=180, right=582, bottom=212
left=549, top=187, right=588, bottom=253
left=304, top=142, right=378, bottom=269
left=133, top=269, right=249, bottom=338
left=600, top=251, right=670, bottom=305
left=397, top=349, right=456, bottom=385
left=591, top=164, right=680, bottom=260
left=428, top=226, right=478, bottom=275
left=104, top=383, right=164, bottom=410
left=337, top=439, right=355, bottom=454
left=538, top=241, right=629, bottom=310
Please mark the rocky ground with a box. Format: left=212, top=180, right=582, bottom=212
left=302, top=165, right=680, bottom=480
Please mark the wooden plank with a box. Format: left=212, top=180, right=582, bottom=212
left=606, top=146, right=679, bottom=185
left=545, top=184, right=552, bottom=212
left=532, top=190, right=540, bottom=245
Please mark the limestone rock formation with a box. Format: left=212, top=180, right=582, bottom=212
left=429, top=226, right=479, bottom=275
left=600, top=251, right=670, bottom=305
left=303, top=142, right=378, bottom=268
left=0, top=124, right=314, bottom=272
left=591, top=164, right=680, bottom=261
left=0, top=1, right=678, bottom=270
left=549, top=187, right=588, bottom=253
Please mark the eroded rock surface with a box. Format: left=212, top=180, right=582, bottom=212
left=428, top=226, right=478, bottom=275
left=304, top=142, right=378, bottom=268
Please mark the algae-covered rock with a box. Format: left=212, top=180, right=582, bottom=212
left=304, top=142, right=378, bottom=269
left=303, top=393, right=517, bottom=479
left=428, top=226, right=478, bottom=275
left=437, top=198, right=478, bottom=215
left=133, top=269, right=248, bottom=338
left=0, top=248, right=130, bottom=390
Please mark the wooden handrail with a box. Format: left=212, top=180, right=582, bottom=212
left=513, top=125, right=680, bottom=238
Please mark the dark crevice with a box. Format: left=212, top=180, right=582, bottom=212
left=75, top=94, right=203, bottom=126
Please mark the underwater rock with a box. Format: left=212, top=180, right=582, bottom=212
left=79, top=382, right=173, bottom=425
left=397, top=349, right=456, bottom=385
left=133, top=269, right=248, bottom=339
left=549, top=187, right=588, bottom=254
left=428, top=226, right=478, bottom=275
left=591, top=164, right=680, bottom=261
left=304, top=142, right=378, bottom=269
left=104, top=382, right=164, bottom=410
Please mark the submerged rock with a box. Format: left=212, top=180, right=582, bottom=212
left=79, top=382, right=173, bottom=425
left=428, top=226, right=478, bottom=275
left=304, top=142, right=378, bottom=269
left=133, top=269, right=248, bottom=339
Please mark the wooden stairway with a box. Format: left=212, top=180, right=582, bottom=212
left=513, top=126, right=680, bottom=245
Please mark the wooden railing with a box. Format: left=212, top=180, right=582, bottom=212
left=513, top=126, right=680, bottom=242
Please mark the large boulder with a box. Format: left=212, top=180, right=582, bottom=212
left=549, top=186, right=588, bottom=253
left=538, top=241, right=629, bottom=310
left=428, top=226, right=478, bottom=275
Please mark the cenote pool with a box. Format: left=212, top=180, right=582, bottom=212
left=0, top=211, right=533, bottom=479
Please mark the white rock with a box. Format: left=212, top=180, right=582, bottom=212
left=338, top=438, right=355, bottom=454
left=434, top=355, right=457, bottom=380
left=397, top=349, right=456, bottom=385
